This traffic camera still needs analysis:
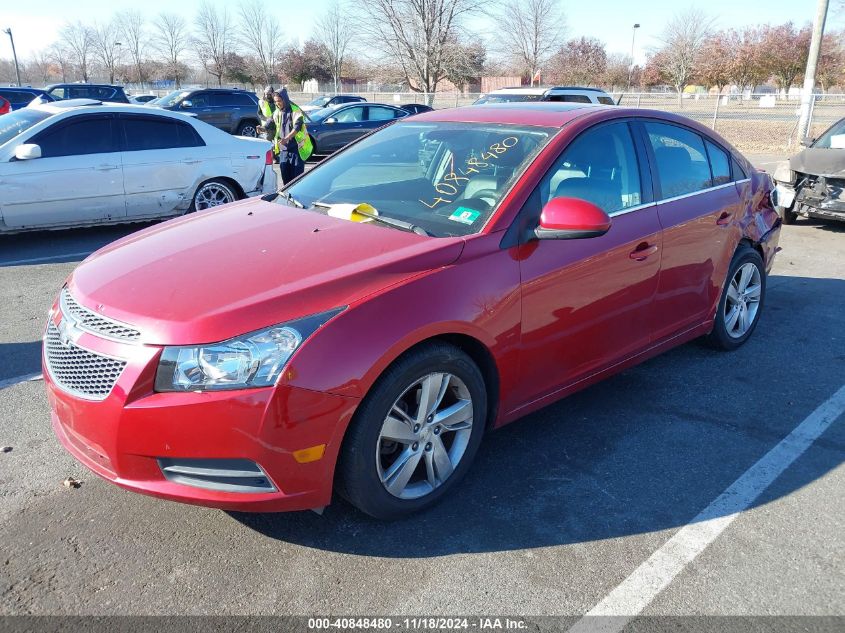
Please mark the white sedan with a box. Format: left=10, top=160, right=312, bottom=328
left=0, top=99, right=277, bottom=233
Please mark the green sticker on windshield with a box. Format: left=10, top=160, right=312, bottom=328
left=449, top=207, right=481, bottom=225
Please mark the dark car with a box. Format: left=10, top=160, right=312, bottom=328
left=45, top=83, right=130, bottom=104
left=306, top=103, right=408, bottom=155
left=773, top=117, right=845, bottom=224
left=301, top=94, right=366, bottom=114
left=153, top=88, right=260, bottom=137
left=0, top=87, right=55, bottom=110
left=399, top=103, right=434, bottom=115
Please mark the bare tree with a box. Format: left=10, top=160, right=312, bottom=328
left=359, top=0, right=486, bottom=104
left=654, top=8, right=715, bottom=104
left=61, top=21, right=95, bottom=82
left=93, top=19, right=123, bottom=84
left=194, top=1, right=233, bottom=86
left=495, top=0, right=566, bottom=85
left=49, top=44, right=73, bottom=83
left=237, top=0, right=285, bottom=85
left=315, top=0, right=354, bottom=93
left=29, top=50, right=54, bottom=84
left=118, top=10, right=147, bottom=85
left=153, top=13, right=190, bottom=87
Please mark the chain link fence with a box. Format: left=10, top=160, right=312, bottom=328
left=136, top=85, right=844, bottom=156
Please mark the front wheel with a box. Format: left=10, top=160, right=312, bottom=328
left=336, top=342, right=487, bottom=520
left=706, top=246, right=766, bottom=350
left=190, top=179, right=238, bottom=212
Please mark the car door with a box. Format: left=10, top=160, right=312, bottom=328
left=180, top=92, right=216, bottom=127
left=0, top=113, right=125, bottom=229
left=119, top=114, right=206, bottom=218
left=638, top=120, right=742, bottom=341
left=517, top=121, right=662, bottom=404
left=209, top=92, right=240, bottom=132
left=323, top=105, right=366, bottom=151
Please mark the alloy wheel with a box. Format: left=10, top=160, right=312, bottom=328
left=194, top=182, right=235, bottom=210
left=376, top=372, right=474, bottom=500
left=724, top=262, right=762, bottom=338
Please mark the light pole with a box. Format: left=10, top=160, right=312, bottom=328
left=797, top=0, right=829, bottom=141
left=3, top=28, right=22, bottom=87
left=626, top=23, right=640, bottom=92
left=114, top=42, right=122, bottom=84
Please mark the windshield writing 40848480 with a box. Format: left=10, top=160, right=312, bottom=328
left=420, top=136, right=520, bottom=209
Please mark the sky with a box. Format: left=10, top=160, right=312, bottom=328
left=3, top=0, right=843, bottom=65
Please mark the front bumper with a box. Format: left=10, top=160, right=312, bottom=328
left=44, top=310, right=357, bottom=512
left=776, top=179, right=845, bottom=222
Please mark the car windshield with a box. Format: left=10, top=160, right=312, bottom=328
left=308, top=96, right=332, bottom=107
left=813, top=119, right=845, bottom=149
left=156, top=91, right=191, bottom=107
left=474, top=94, right=544, bottom=105
left=281, top=121, right=556, bottom=237
left=0, top=109, right=52, bottom=147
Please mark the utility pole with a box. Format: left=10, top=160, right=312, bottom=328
left=3, top=28, right=22, bottom=87
left=626, top=24, right=640, bottom=92
left=797, top=0, right=829, bottom=141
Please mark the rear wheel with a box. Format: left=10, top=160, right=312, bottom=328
left=336, top=342, right=487, bottom=520
left=706, top=246, right=766, bottom=350
left=236, top=120, right=258, bottom=137
left=189, top=179, right=238, bottom=212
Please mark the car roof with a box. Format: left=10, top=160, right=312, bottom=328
left=410, top=102, right=599, bottom=127
left=30, top=100, right=197, bottom=119
left=0, top=87, right=46, bottom=93
left=45, top=83, right=124, bottom=89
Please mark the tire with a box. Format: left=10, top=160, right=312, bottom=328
left=336, top=342, right=487, bottom=520
left=706, top=245, right=766, bottom=351
left=236, top=120, right=258, bottom=137
left=189, top=179, right=238, bottom=212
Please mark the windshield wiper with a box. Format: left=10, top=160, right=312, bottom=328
left=277, top=190, right=304, bottom=208
left=351, top=208, right=433, bottom=236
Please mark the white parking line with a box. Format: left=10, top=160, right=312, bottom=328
left=568, top=384, right=845, bottom=633
left=0, top=373, right=43, bottom=390
left=0, top=251, right=93, bottom=266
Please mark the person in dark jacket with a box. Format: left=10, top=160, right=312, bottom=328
left=272, top=88, right=313, bottom=184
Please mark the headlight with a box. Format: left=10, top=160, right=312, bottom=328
left=154, top=308, right=344, bottom=392
left=772, top=163, right=795, bottom=185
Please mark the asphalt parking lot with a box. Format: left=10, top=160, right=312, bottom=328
left=0, top=157, right=843, bottom=625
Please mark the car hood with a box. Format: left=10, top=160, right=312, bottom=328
left=69, top=199, right=465, bottom=345
left=789, top=148, right=845, bottom=178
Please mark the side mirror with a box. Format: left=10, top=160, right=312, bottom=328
left=180, top=100, right=193, bottom=109
left=325, top=117, right=337, bottom=124
left=800, top=136, right=814, bottom=147
left=534, top=197, right=611, bottom=240
left=14, top=144, right=42, bottom=161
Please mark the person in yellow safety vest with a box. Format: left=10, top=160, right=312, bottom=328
left=257, top=85, right=276, bottom=141
left=273, top=88, right=313, bottom=185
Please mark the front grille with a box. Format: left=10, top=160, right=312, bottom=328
left=61, top=288, right=141, bottom=342
left=44, top=321, right=127, bottom=400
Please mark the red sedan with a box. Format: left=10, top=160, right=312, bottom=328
left=45, top=103, right=781, bottom=519
left=0, top=96, right=10, bottom=116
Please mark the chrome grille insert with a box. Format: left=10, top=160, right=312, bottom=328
left=44, top=321, right=127, bottom=400
left=60, top=288, right=141, bottom=343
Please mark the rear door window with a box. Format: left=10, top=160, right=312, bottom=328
left=334, top=106, right=365, bottom=123
left=210, top=92, right=254, bottom=107
left=644, top=122, right=712, bottom=198
left=705, top=141, right=731, bottom=186
left=367, top=106, right=400, bottom=122
left=120, top=115, right=205, bottom=151
left=547, top=94, right=592, bottom=103
left=34, top=116, right=118, bottom=158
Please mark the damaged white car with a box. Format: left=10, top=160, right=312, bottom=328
left=0, top=99, right=276, bottom=233
left=773, top=117, right=845, bottom=225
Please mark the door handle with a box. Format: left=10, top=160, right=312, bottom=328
left=716, top=211, right=731, bottom=226
left=629, top=243, right=659, bottom=261
left=182, top=159, right=201, bottom=165
left=96, top=164, right=119, bottom=171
